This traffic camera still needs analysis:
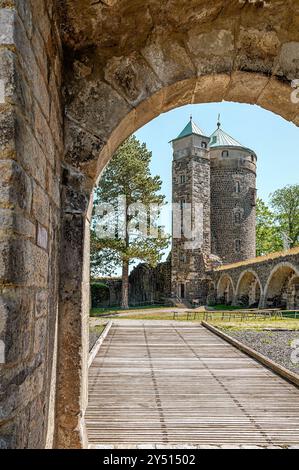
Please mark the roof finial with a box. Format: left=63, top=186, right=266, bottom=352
left=217, top=113, right=221, bottom=128
left=190, top=114, right=192, bottom=121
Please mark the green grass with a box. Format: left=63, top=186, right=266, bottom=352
left=90, top=304, right=170, bottom=317
left=208, top=304, right=248, bottom=311
left=210, top=317, right=299, bottom=331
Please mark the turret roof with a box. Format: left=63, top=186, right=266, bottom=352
left=209, top=126, right=244, bottom=148
left=171, top=117, right=206, bottom=142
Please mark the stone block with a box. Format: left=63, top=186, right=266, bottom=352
left=0, top=104, right=16, bottom=151
left=0, top=208, right=35, bottom=240
left=142, top=30, right=195, bottom=86
left=35, top=290, right=48, bottom=318
left=234, top=27, right=280, bottom=74
left=187, top=29, right=234, bottom=75
left=0, top=287, right=34, bottom=364
left=15, top=117, right=47, bottom=188
left=104, top=52, right=161, bottom=107
left=0, top=362, right=44, bottom=422
left=257, top=77, right=298, bottom=121
left=193, top=74, right=230, bottom=104
left=66, top=78, right=131, bottom=144
left=0, top=9, right=15, bottom=45
left=34, top=102, right=55, bottom=167
left=277, top=42, right=299, bottom=81
left=0, top=159, right=32, bottom=213
left=225, top=71, right=269, bottom=105
left=0, top=238, right=48, bottom=287
left=33, top=316, right=47, bottom=355
left=32, top=182, right=49, bottom=227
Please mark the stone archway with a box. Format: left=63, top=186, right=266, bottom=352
left=236, top=270, right=262, bottom=307
left=1, top=0, right=299, bottom=450
left=217, top=274, right=235, bottom=305
left=287, top=275, right=299, bottom=309
left=264, top=263, right=299, bottom=309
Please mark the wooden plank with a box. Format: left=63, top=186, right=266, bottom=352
left=85, top=322, right=299, bottom=448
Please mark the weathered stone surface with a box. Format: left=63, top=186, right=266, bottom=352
left=187, top=29, right=234, bottom=75
left=277, top=42, right=299, bottom=80
left=105, top=52, right=161, bottom=107
left=142, top=30, right=195, bottom=85
left=0, top=9, right=15, bottom=45
left=0, top=287, right=33, bottom=364
left=0, top=238, right=48, bottom=287
left=0, top=160, right=32, bottom=213
left=0, top=209, right=35, bottom=240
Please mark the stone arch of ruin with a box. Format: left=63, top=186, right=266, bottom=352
left=216, top=274, right=235, bottom=305
left=1, top=0, right=299, bottom=450
left=264, top=262, right=299, bottom=308
left=235, top=270, right=262, bottom=307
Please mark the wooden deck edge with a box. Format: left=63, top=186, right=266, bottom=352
left=201, top=321, right=299, bottom=388
left=88, top=321, right=113, bottom=368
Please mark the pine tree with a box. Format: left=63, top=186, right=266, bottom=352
left=91, top=136, right=169, bottom=308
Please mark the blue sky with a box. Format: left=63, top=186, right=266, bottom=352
left=135, top=101, right=299, bottom=246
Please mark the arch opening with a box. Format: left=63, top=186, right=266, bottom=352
left=217, top=275, right=234, bottom=305
left=265, top=264, right=299, bottom=309
left=236, top=271, right=261, bottom=308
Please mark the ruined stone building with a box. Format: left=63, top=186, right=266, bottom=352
left=171, top=117, right=257, bottom=303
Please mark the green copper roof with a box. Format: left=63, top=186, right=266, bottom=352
left=209, top=126, right=244, bottom=148
left=172, top=118, right=206, bottom=141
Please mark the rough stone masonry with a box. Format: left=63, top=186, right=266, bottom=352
left=0, top=0, right=299, bottom=449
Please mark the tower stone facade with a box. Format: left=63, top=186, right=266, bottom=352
left=171, top=120, right=211, bottom=302
left=171, top=118, right=257, bottom=302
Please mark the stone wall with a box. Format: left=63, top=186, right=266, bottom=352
left=210, top=248, right=299, bottom=308
left=129, top=259, right=171, bottom=305
left=0, top=0, right=62, bottom=448
left=91, top=278, right=122, bottom=307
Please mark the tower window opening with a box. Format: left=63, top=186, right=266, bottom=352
left=222, top=150, right=229, bottom=157
left=235, top=239, right=241, bottom=253
left=235, top=181, right=241, bottom=193
left=234, top=212, right=242, bottom=224
left=180, top=174, right=186, bottom=184
left=180, top=198, right=186, bottom=210
left=180, top=252, right=187, bottom=263
left=201, top=141, right=207, bottom=148
left=251, top=155, right=255, bottom=162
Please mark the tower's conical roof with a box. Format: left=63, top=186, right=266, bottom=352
left=171, top=117, right=206, bottom=142
left=209, top=126, right=244, bottom=148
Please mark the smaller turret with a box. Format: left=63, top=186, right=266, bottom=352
left=209, top=118, right=257, bottom=264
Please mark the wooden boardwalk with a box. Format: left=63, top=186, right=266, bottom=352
left=86, top=321, right=299, bottom=448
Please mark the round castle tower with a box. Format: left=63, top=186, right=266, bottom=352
left=209, top=119, right=257, bottom=264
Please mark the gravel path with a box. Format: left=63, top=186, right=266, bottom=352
left=221, top=329, right=299, bottom=375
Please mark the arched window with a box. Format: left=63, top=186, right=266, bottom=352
left=201, top=141, right=207, bottom=148
left=235, top=181, right=241, bottom=193
left=222, top=150, right=229, bottom=157
left=180, top=174, right=186, bottom=184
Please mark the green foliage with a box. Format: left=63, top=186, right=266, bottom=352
left=256, top=198, right=282, bottom=256
left=90, top=281, right=110, bottom=307
left=91, top=136, right=170, bottom=297
left=270, top=184, right=299, bottom=248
